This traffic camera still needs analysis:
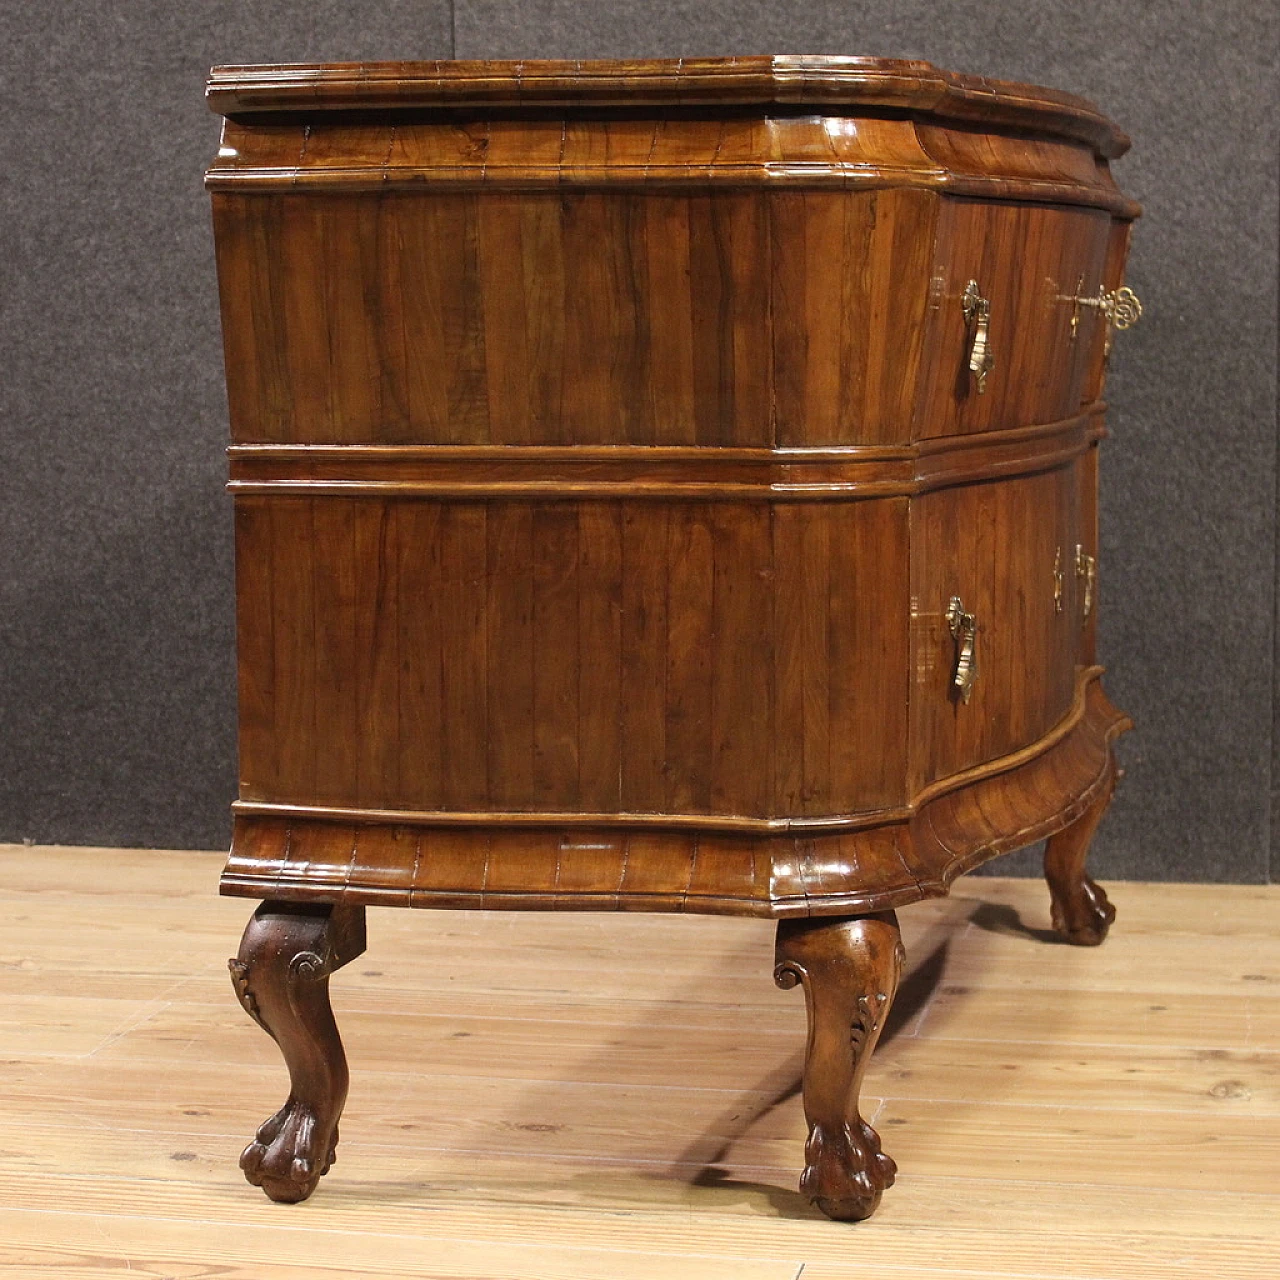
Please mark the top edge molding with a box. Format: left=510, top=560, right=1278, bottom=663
left=205, top=55, right=1130, bottom=160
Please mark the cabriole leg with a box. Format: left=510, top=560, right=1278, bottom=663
left=228, top=900, right=366, bottom=1203
left=1044, top=766, right=1118, bottom=946
left=774, top=911, right=904, bottom=1221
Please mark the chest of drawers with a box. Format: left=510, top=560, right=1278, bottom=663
left=208, top=56, right=1139, bottom=1221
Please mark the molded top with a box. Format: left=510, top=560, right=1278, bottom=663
left=206, top=56, right=1129, bottom=159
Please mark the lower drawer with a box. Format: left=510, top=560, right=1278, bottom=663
left=909, top=462, right=1085, bottom=791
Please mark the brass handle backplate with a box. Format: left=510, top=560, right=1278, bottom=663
left=1075, top=545, right=1096, bottom=624
left=961, top=279, right=994, bottom=394
left=1053, top=546, right=1064, bottom=614
left=946, top=595, right=978, bottom=704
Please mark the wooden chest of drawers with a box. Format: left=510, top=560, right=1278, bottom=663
left=207, top=56, right=1140, bottom=1221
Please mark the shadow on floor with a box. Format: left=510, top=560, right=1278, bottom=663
left=967, top=900, right=1064, bottom=945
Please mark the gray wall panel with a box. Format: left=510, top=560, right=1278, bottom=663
left=4, top=1, right=1276, bottom=882
left=0, top=3, right=453, bottom=850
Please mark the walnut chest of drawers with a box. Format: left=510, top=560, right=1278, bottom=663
left=207, top=55, right=1140, bottom=1221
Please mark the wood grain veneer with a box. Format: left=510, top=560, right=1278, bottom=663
left=206, top=55, right=1140, bottom=1222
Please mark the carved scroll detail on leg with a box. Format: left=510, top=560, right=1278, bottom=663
left=1045, top=761, right=1118, bottom=946
left=228, top=957, right=264, bottom=1029
left=229, top=901, right=366, bottom=1203
left=775, top=913, right=904, bottom=1222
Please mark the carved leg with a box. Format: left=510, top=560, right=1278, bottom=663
left=1044, top=769, right=1118, bottom=946
left=774, top=911, right=904, bottom=1222
left=229, top=900, right=366, bottom=1203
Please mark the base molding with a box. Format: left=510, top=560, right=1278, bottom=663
left=222, top=672, right=1129, bottom=918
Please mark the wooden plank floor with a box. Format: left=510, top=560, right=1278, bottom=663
left=0, top=844, right=1277, bottom=1278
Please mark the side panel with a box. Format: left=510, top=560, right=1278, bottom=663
left=213, top=190, right=773, bottom=447
left=213, top=185, right=946, bottom=449
left=769, top=188, right=937, bottom=445
left=235, top=495, right=910, bottom=819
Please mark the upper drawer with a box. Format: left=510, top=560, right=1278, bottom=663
left=914, top=200, right=1111, bottom=437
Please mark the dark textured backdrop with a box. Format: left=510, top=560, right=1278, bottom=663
left=2, top=3, right=1276, bottom=883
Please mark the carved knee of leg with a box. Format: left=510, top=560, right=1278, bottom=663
left=229, top=902, right=365, bottom=1204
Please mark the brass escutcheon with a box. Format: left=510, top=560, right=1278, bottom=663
left=1075, top=545, right=1096, bottom=624
left=1053, top=546, right=1064, bottom=614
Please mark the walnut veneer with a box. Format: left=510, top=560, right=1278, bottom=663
left=207, top=56, right=1139, bottom=1220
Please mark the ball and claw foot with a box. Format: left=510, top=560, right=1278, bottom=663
left=240, top=1101, right=339, bottom=1203
left=802, top=1118, right=898, bottom=1221
left=1050, top=875, right=1116, bottom=947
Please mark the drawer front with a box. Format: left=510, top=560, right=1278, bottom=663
left=909, top=464, right=1083, bottom=792
left=915, top=200, right=1111, bottom=437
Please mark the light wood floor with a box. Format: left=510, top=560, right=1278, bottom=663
left=0, top=845, right=1276, bottom=1278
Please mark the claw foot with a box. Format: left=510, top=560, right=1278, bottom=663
left=240, top=1099, right=339, bottom=1203
left=1050, top=875, right=1115, bottom=946
left=803, top=1119, right=897, bottom=1221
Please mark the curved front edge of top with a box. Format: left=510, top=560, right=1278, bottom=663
left=220, top=670, right=1131, bottom=917
left=205, top=73, right=1136, bottom=215
left=205, top=56, right=1130, bottom=159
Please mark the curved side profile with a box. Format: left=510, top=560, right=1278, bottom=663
left=221, top=670, right=1130, bottom=922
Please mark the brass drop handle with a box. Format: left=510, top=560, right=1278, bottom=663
left=946, top=595, right=979, bottom=704
left=961, top=280, right=994, bottom=394
left=1075, top=545, right=1096, bottom=623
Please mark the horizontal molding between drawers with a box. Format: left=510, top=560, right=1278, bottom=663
left=227, top=407, right=1107, bottom=500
